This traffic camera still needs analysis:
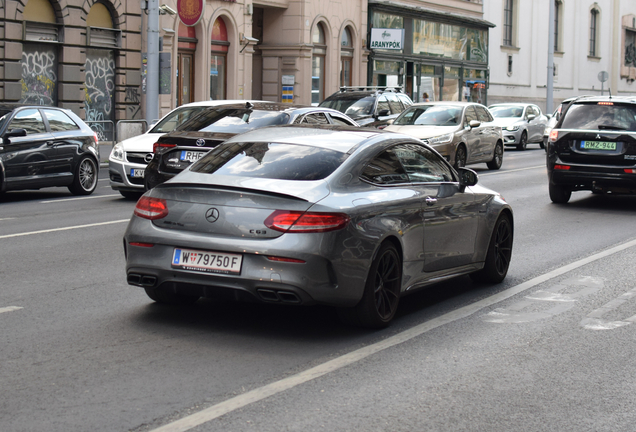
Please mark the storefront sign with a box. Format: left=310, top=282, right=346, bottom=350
left=177, top=0, right=205, bottom=27
left=370, top=28, right=404, bottom=50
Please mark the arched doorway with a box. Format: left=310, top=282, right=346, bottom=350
left=21, top=0, right=59, bottom=105
left=84, top=2, right=116, bottom=140
left=210, top=17, right=229, bottom=101
left=177, top=23, right=197, bottom=106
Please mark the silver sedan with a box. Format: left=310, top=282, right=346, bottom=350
left=488, top=103, right=548, bottom=150
left=124, top=125, right=514, bottom=328
left=385, top=102, right=504, bottom=170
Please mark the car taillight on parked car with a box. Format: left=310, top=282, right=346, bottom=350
left=153, top=142, right=177, bottom=153
left=264, top=210, right=350, bottom=233
left=134, top=196, right=169, bottom=220
left=549, top=129, right=559, bottom=143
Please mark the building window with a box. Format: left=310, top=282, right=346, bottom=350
left=210, top=17, right=229, bottom=101
left=311, top=23, right=326, bottom=106
left=626, top=29, right=636, bottom=67
left=554, top=1, right=562, bottom=52
left=589, top=9, right=598, bottom=57
left=340, top=27, right=353, bottom=87
left=503, top=0, right=514, bottom=46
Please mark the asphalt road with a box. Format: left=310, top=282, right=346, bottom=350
left=2, top=145, right=636, bottom=431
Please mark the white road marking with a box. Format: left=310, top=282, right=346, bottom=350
left=480, top=165, right=545, bottom=176
left=150, top=237, right=636, bottom=432
left=40, top=194, right=121, bottom=203
left=0, top=306, right=23, bottom=314
left=0, top=219, right=129, bottom=239
left=0, top=218, right=16, bottom=221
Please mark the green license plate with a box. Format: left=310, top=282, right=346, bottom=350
left=581, top=140, right=617, bottom=151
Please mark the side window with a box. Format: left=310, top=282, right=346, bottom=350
left=360, top=148, right=409, bottom=185
left=397, top=94, right=413, bottom=109
left=464, top=106, right=479, bottom=126
left=393, top=144, right=455, bottom=183
left=385, top=93, right=403, bottom=114
left=9, top=109, right=46, bottom=135
left=329, top=114, right=356, bottom=126
left=475, top=105, right=493, bottom=123
left=43, top=109, right=80, bottom=132
left=300, top=113, right=329, bottom=125
left=376, top=96, right=391, bottom=115
left=533, top=105, right=542, bottom=116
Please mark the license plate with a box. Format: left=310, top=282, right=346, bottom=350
left=180, top=151, right=206, bottom=162
left=172, top=248, right=242, bottom=274
left=130, top=168, right=145, bottom=178
left=581, top=140, right=617, bottom=151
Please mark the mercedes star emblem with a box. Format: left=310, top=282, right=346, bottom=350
left=196, top=138, right=206, bottom=147
left=205, top=208, right=220, bottom=223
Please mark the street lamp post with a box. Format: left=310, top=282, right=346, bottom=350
left=146, top=0, right=160, bottom=125
left=546, top=0, right=555, bottom=115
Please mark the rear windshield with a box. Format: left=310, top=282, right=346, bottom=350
left=561, top=103, right=636, bottom=131
left=320, top=96, right=375, bottom=117
left=176, top=108, right=290, bottom=133
left=394, top=105, right=463, bottom=126
left=150, top=106, right=208, bottom=133
left=191, top=142, right=348, bottom=181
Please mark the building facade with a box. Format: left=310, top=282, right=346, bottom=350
left=0, top=0, right=143, bottom=138
left=485, top=0, right=636, bottom=112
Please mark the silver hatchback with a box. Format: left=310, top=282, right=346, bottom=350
left=124, top=125, right=513, bottom=328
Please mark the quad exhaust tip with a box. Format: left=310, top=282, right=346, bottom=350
left=256, top=288, right=301, bottom=304
left=127, top=273, right=157, bottom=287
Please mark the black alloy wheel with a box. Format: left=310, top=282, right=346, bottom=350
left=470, top=214, right=513, bottom=283
left=339, top=242, right=402, bottom=328
left=454, top=145, right=467, bottom=170
left=517, top=131, right=528, bottom=151
left=68, top=156, right=98, bottom=195
left=487, top=142, right=504, bottom=170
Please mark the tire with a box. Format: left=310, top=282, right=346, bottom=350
left=517, top=131, right=527, bottom=151
left=120, top=190, right=142, bottom=200
left=487, top=142, right=504, bottom=170
left=338, top=242, right=402, bottom=328
left=454, top=145, right=467, bottom=170
left=68, top=156, right=98, bottom=195
left=549, top=183, right=572, bottom=203
left=540, top=140, right=545, bottom=150
left=144, top=287, right=200, bottom=305
left=470, top=214, right=513, bottom=284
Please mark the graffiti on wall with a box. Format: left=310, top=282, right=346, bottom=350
left=125, top=87, right=141, bottom=119
left=84, top=50, right=115, bottom=141
left=20, top=45, right=58, bottom=106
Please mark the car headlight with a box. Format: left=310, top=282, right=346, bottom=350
left=428, top=133, right=454, bottom=144
left=109, top=143, right=125, bottom=161
left=506, top=125, right=520, bottom=131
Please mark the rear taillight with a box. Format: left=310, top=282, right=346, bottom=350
left=549, top=130, right=559, bottom=143
left=554, top=164, right=570, bottom=170
left=134, top=196, right=168, bottom=220
left=625, top=169, right=636, bottom=174
left=93, top=132, right=99, bottom=145
left=129, top=242, right=154, bottom=247
left=153, top=142, right=177, bottom=153
left=264, top=210, right=350, bottom=233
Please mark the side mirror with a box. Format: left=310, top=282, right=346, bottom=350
left=5, top=128, right=27, bottom=139
left=469, top=120, right=481, bottom=129
left=457, top=167, right=478, bottom=187
left=377, top=109, right=390, bottom=117
left=385, top=119, right=394, bottom=126
left=527, top=114, right=536, bottom=121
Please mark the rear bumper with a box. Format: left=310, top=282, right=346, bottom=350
left=550, top=163, right=636, bottom=193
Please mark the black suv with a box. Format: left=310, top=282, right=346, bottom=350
left=547, top=96, right=636, bottom=203
left=319, top=87, right=413, bottom=128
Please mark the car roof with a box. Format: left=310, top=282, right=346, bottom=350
left=489, top=103, right=534, bottom=107
left=408, top=101, right=478, bottom=107
left=565, top=95, right=636, bottom=104
left=223, top=124, right=382, bottom=153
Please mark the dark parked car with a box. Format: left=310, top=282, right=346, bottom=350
left=144, top=102, right=358, bottom=189
left=125, top=125, right=514, bottom=328
left=319, top=87, right=413, bottom=128
left=0, top=105, right=99, bottom=195
left=547, top=96, right=636, bottom=203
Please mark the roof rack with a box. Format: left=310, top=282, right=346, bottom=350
left=338, top=86, right=403, bottom=93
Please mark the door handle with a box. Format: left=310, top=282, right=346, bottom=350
left=425, top=197, right=437, bottom=206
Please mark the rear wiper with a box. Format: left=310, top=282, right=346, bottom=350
left=598, top=125, right=626, bottom=130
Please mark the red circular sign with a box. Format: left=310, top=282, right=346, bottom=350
left=177, top=0, right=204, bottom=27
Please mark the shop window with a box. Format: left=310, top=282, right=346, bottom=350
left=312, top=23, right=326, bottom=105
left=340, top=27, right=353, bottom=87
left=210, top=17, right=229, bottom=101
